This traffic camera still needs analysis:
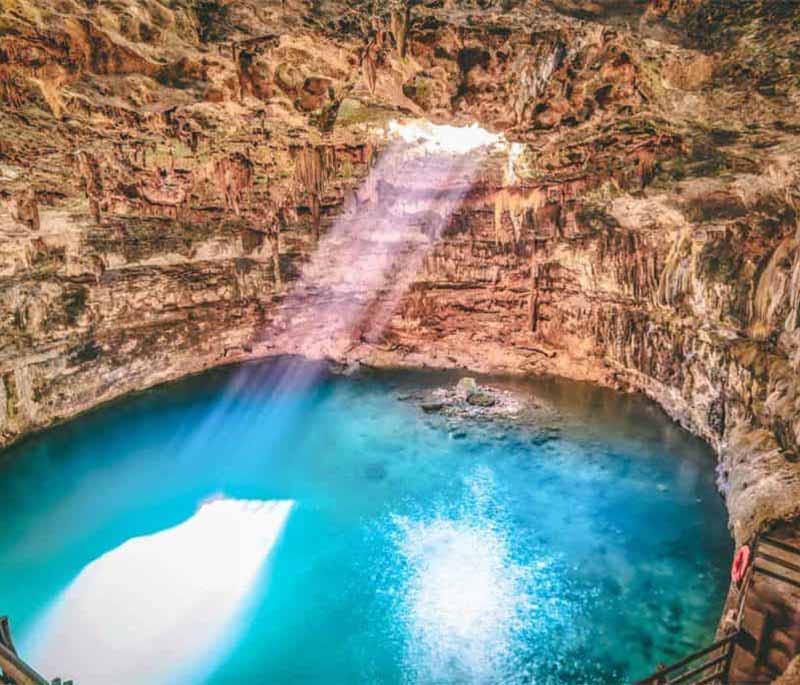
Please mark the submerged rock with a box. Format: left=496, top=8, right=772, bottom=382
left=341, top=361, right=362, bottom=377
left=455, top=377, right=479, bottom=399
left=364, top=462, right=388, bottom=482
left=421, top=401, right=445, bottom=413
left=326, top=359, right=363, bottom=376
left=530, top=427, right=561, bottom=446
left=466, top=391, right=496, bottom=407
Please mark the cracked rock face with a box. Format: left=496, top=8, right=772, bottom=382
left=1, top=0, right=800, bottom=545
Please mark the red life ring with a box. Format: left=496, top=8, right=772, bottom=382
left=731, top=545, right=750, bottom=584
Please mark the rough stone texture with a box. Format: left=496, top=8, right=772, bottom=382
left=1, top=0, right=800, bottom=561
left=772, top=655, right=800, bottom=685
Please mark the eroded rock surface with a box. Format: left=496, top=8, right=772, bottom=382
left=412, top=375, right=559, bottom=424
left=1, top=0, right=800, bottom=556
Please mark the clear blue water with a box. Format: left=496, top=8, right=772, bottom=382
left=0, top=359, right=733, bottom=685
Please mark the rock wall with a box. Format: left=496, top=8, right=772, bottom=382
left=1, top=0, right=800, bottom=549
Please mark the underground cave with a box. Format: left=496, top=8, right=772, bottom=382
left=0, top=1, right=799, bottom=684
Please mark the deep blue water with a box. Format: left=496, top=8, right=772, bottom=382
left=0, top=359, right=732, bottom=685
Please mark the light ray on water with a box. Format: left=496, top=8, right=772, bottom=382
left=386, top=466, right=580, bottom=685
left=24, top=498, right=293, bottom=685
left=392, top=472, right=531, bottom=683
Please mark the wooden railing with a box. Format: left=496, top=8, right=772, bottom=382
left=633, top=632, right=738, bottom=685
left=0, top=617, right=49, bottom=685
left=635, top=530, right=800, bottom=685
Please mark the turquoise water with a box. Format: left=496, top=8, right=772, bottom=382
left=0, top=359, right=732, bottom=685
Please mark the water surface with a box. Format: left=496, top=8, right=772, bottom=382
left=0, top=360, right=733, bottom=684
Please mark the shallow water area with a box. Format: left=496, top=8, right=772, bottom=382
left=0, top=359, right=733, bottom=684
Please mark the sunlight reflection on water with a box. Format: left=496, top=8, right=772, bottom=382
left=26, top=498, right=293, bottom=685
left=388, top=466, right=588, bottom=685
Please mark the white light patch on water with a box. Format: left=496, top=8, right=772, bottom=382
left=25, top=498, right=293, bottom=685
left=388, top=119, right=503, bottom=155
left=390, top=469, right=533, bottom=684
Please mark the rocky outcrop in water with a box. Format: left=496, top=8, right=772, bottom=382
left=411, top=376, right=562, bottom=444
left=1, top=0, right=799, bottom=553
left=411, top=376, right=557, bottom=423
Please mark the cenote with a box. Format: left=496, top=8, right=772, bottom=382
left=0, top=359, right=733, bottom=685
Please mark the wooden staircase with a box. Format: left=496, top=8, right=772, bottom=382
left=727, top=532, right=800, bottom=683
left=633, top=633, right=738, bottom=685
left=0, top=617, right=71, bottom=685
left=635, top=523, right=800, bottom=685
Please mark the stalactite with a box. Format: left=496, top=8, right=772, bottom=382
left=310, top=194, right=321, bottom=241
left=269, top=223, right=282, bottom=291
left=494, top=196, right=505, bottom=247
left=8, top=189, right=40, bottom=232
left=509, top=208, right=524, bottom=247
left=361, top=15, right=384, bottom=96
left=656, top=229, right=692, bottom=307
left=788, top=221, right=800, bottom=333
left=751, top=235, right=798, bottom=339
left=237, top=48, right=254, bottom=101
left=494, top=188, right=545, bottom=248
left=268, top=197, right=298, bottom=291
left=363, top=50, right=377, bottom=94
left=294, top=145, right=335, bottom=241
left=211, top=153, right=254, bottom=215
left=75, top=150, right=104, bottom=223
left=635, top=148, right=656, bottom=188
left=529, top=271, right=540, bottom=333
left=390, top=3, right=411, bottom=59
left=528, top=216, right=539, bottom=332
